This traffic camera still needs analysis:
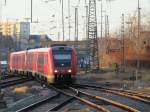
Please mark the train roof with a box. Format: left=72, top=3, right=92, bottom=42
left=51, top=46, right=73, bottom=50
left=27, top=48, right=51, bottom=53
left=51, top=44, right=67, bottom=47
left=10, top=50, right=26, bottom=55
left=10, top=46, right=74, bottom=55
left=27, top=46, right=73, bottom=52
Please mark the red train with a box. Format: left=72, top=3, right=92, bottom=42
left=9, top=46, right=77, bottom=83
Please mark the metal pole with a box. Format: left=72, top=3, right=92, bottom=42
left=137, top=0, right=140, bottom=70
left=74, top=8, right=76, bottom=44
left=105, top=15, right=107, bottom=38
left=121, top=14, right=125, bottom=72
left=4, top=0, right=6, bottom=5
left=61, top=0, right=65, bottom=41
left=107, top=15, right=109, bottom=38
left=85, top=5, right=88, bottom=72
left=68, top=0, right=70, bottom=40
left=85, top=6, right=88, bottom=40
left=31, top=0, right=32, bottom=23
left=74, top=7, right=78, bottom=46
left=101, top=0, right=103, bottom=38
left=135, top=0, right=141, bottom=84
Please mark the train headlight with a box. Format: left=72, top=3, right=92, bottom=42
left=54, top=70, right=58, bottom=73
left=68, top=69, right=71, bottom=73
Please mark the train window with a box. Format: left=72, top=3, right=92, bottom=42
left=28, top=54, right=30, bottom=63
left=38, top=54, right=44, bottom=66
left=33, top=53, right=36, bottom=63
left=29, top=54, right=31, bottom=63
left=53, top=50, right=72, bottom=67
left=15, top=56, right=17, bottom=67
left=27, top=54, right=29, bottom=64
left=30, top=54, right=33, bottom=64
left=54, top=54, right=71, bottom=60
left=28, top=53, right=33, bottom=64
left=14, top=56, right=16, bottom=66
left=53, top=54, right=72, bottom=67
left=45, top=54, right=48, bottom=64
left=16, top=56, right=17, bottom=66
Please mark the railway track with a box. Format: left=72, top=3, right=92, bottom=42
left=1, top=75, right=149, bottom=112
left=0, top=77, right=32, bottom=88
left=137, top=91, right=150, bottom=96
left=16, top=94, right=75, bottom=112
left=0, top=72, right=15, bottom=80
left=4, top=85, right=75, bottom=112
left=49, top=85, right=142, bottom=112
left=72, top=83, right=150, bottom=104
left=3, top=82, right=149, bottom=112
left=1, top=74, right=14, bottom=79
left=50, top=85, right=111, bottom=112
left=8, top=85, right=112, bottom=112
left=45, top=96, right=74, bottom=112
left=15, top=93, right=60, bottom=112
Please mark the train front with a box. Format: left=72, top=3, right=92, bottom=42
left=52, top=46, right=77, bottom=83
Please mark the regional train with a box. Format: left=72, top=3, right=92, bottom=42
left=9, top=45, right=77, bottom=83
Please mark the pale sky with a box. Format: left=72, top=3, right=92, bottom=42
left=0, top=0, right=150, bottom=40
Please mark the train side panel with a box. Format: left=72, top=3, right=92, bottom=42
left=9, top=51, right=26, bottom=74
left=71, top=48, right=77, bottom=76
left=32, top=52, right=38, bottom=74
left=37, top=52, right=45, bottom=75
left=35, top=49, right=54, bottom=83
left=9, top=54, right=13, bottom=71
left=46, top=48, right=54, bottom=83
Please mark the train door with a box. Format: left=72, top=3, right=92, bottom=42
left=44, top=53, right=48, bottom=75
left=37, top=53, right=44, bottom=74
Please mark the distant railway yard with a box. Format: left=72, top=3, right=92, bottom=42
left=0, top=71, right=150, bottom=112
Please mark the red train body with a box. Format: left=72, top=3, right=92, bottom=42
left=9, top=46, right=77, bottom=83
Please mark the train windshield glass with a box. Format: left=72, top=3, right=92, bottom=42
left=53, top=50, right=72, bottom=67
left=54, top=54, right=71, bottom=60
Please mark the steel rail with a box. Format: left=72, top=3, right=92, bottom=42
left=137, top=91, right=150, bottom=96
left=1, top=74, right=14, bottom=79
left=100, top=88, right=150, bottom=104
left=0, top=78, right=32, bottom=88
left=69, top=87, right=140, bottom=112
left=0, top=77, right=23, bottom=84
left=74, top=83, right=149, bottom=97
left=50, top=86, right=110, bottom=112
left=46, top=97, right=75, bottom=112
left=15, top=93, right=60, bottom=112
left=99, top=87, right=150, bottom=99
left=119, top=90, right=150, bottom=100
left=73, top=84, right=150, bottom=104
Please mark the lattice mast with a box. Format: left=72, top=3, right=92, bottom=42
left=121, top=13, right=125, bottom=71
left=74, top=7, right=78, bottom=46
left=87, top=0, right=99, bottom=69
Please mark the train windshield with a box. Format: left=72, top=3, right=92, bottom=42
left=54, top=54, right=71, bottom=60
left=53, top=51, right=72, bottom=67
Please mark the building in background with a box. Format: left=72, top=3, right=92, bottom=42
left=0, top=22, right=15, bottom=36
left=28, top=34, right=52, bottom=49
left=0, top=21, right=30, bottom=50
left=0, top=35, right=15, bottom=60
left=14, top=22, right=30, bottom=50
left=0, top=21, right=30, bottom=60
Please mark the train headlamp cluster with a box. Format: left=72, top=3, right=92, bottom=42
left=54, top=70, right=58, bottom=73
left=68, top=69, right=71, bottom=73
left=54, top=69, right=71, bottom=73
